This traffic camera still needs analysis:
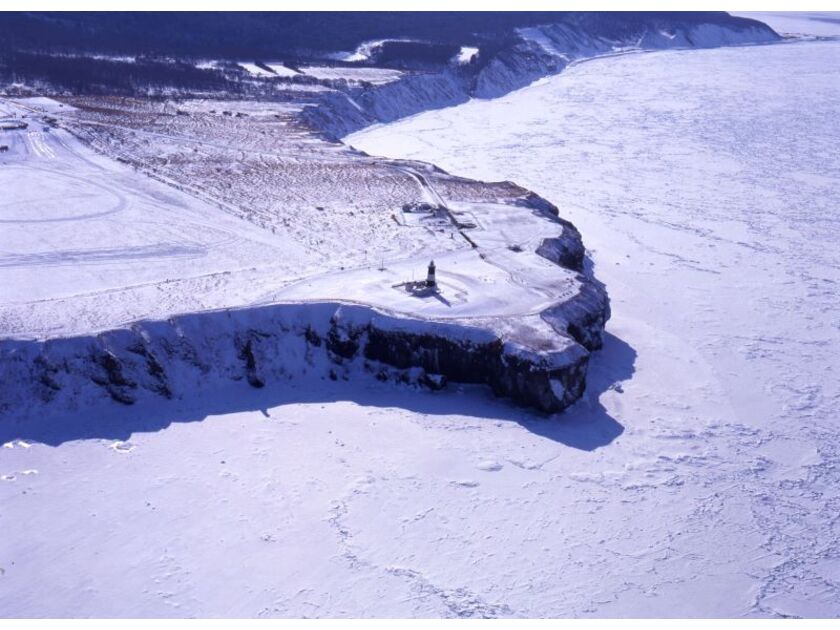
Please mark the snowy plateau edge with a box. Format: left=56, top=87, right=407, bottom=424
left=1, top=15, right=780, bottom=422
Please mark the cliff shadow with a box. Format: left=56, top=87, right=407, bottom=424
left=1, top=331, right=633, bottom=451
left=517, top=331, right=634, bottom=450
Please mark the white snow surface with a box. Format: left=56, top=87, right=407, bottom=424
left=239, top=62, right=274, bottom=77
left=733, top=11, right=840, bottom=38
left=264, top=63, right=300, bottom=78
left=0, top=102, right=307, bottom=338
left=237, top=62, right=300, bottom=78
left=330, top=38, right=419, bottom=63
left=3, top=30, right=840, bottom=619
left=299, top=65, right=403, bottom=84
left=0, top=97, right=583, bottom=340
left=452, top=47, right=479, bottom=65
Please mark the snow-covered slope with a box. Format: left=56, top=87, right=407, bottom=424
left=303, top=15, right=779, bottom=138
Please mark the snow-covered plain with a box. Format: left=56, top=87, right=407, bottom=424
left=733, top=11, right=840, bottom=38
left=299, top=65, right=403, bottom=84
left=1, top=96, right=589, bottom=340
left=2, top=24, right=839, bottom=620
left=0, top=101, right=308, bottom=337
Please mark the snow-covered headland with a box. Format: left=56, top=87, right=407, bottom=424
left=0, top=100, right=607, bottom=419
left=0, top=13, right=777, bottom=424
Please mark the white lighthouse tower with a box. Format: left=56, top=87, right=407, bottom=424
left=426, top=260, right=436, bottom=287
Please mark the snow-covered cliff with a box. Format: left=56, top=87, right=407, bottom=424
left=0, top=297, right=597, bottom=428
left=0, top=173, right=609, bottom=421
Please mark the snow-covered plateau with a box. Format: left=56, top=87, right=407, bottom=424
left=0, top=93, right=608, bottom=415
left=1, top=12, right=837, bottom=619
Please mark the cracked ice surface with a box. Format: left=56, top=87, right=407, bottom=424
left=348, top=39, right=840, bottom=617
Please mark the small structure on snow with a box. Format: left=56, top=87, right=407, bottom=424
left=426, top=260, right=436, bottom=287
left=392, top=260, right=441, bottom=298
left=0, top=120, right=28, bottom=131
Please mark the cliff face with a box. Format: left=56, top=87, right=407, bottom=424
left=302, top=15, right=779, bottom=138
left=0, top=300, right=593, bottom=424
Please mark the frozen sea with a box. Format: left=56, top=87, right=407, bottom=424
left=3, top=28, right=839, bottom=619
left=349, top=37, right=840, bottom=617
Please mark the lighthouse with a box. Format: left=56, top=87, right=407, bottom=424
left=426, top=260, right=436, bottom=287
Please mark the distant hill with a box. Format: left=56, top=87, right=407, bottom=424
left=0, top=12, right=774, bottom=59
left=0, top=12, right=778, bottom=99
